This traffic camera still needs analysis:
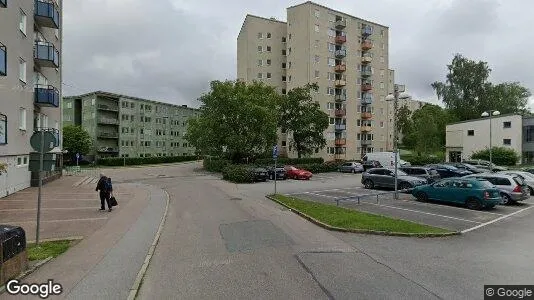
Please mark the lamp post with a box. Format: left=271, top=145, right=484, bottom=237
left=386, top=84, right=410, bottom=200
left=481, top=110, right=501, bottom=167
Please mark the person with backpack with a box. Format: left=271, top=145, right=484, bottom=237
left=96, top=173, right=113, bottom=212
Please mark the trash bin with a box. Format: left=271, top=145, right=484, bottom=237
left=0, top=225, right=28, bottom=285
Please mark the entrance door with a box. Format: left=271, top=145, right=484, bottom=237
left=449, top=151, right=462, bottom=162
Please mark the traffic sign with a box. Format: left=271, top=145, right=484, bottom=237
left=30, top=131, right=56, bottom=153
left=76, top=153, right=80, bottom=159
left=272, top=145, right=278, bottom=158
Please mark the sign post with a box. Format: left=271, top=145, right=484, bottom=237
left=76, top=153, right=80, bottom=166
left=273, top=145, right=278, bottom=195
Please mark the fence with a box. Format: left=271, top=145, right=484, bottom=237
left=331, top=188, right=415, bottom=207
left=63, top=166, right=100, bottom=177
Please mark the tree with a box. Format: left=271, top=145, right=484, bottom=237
left=432, top=54, right=531, bottom=121
left=277, top=83, right=329, bottom=158
left=185, top=80, right=279, bottom=163
left=471, top=147, right=520, bottom=166
left=397, top=103, right=413, bottom=135
left=62, top=125, right=93, bottom=157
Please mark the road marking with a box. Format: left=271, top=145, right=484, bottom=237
left=0, top=207, right=99, bottom=212
left=15, top=217, right=108, bottom=223
left=461, top=205, right=534, bottom=233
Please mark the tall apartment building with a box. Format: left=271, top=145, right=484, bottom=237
left=237, top=1, right=394, bottom=160
left=62, top=91, right=199, bottom=161
left=0, top=0, right=63, bottom=197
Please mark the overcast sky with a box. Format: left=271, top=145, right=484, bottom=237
left=62, top=0, right=534, bottom=108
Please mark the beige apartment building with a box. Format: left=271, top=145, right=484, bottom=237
left=0, top=0, right=63, bottom=198
left=237, top=1, right=395, bottom=160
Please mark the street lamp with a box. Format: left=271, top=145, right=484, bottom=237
left=481, top=110, right=501, bottom=167
left=386, top=84, right=411, bottom=200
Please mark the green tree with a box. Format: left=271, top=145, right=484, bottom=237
left=185, top=80, right=279, bottom=163
left=432, top=54, right=530, bottom=121
left=397, top=103, right=413, bottom=135
left=471, top=147, right=520, bottom=166
left=62, top=125, right=93, bottom=157
left=406, top=104, right=454, bottom=155
left=277, top=83, right=329, bottom=158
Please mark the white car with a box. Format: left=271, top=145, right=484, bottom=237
left=498, top=170, right=534, bottom=195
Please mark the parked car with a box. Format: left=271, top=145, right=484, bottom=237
left=497, top=170, right=534, bottom=195
left=463, top=173, right=529, bottom=205
left=338, top=162, right=364, bottom=173
left=444, top=162, right=485, bottom=174
left=462, top=159, right=507, bottom=172
left=361, top=168, right=428, bottom=190
left=284, top=165, right=313, bottom=180
left=248, top=167, right=269, bottom=182
left=266, top=166, right=286, bottom=180
left=411, top=177, right=501, bottom=210
left=362, top=160, right=381, bottom=171
left=400, top=166, right=441, bottom=183
left=425, top=164, right=473, bottom=178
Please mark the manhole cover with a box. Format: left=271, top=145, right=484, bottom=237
left=229, top=197, right=242, bottom=201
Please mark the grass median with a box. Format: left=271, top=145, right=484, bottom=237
left=27, top=240, right=76, bottom=261
left=270, top=194, right=452, bottom=235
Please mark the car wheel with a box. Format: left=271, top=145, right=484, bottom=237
left=415, top=192, right=428, bottom=202
left=399, top=182, right=412, bottom=191
left=501, top=193, right=513, bottom=205
left=466, top=197, right=482, bottom=210
left=351, top=169, right=355, bottom=174
left=363, top=179, right=374, bottom=189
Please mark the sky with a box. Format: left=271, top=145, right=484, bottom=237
left=62, top=0, right=534, bottom=109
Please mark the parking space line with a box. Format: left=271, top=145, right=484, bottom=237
left=461, top=205, right=534, bottom=233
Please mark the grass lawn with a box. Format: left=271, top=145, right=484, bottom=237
left=27, top=240, right=75, bottom=261
left=270, top=194, right=452, bottom=235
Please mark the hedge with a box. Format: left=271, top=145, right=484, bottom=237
left=471, top=147, right=520, bottom=166
left=222, top=164, right=255, bottom=183
left=203, top=158, right=231, bottom=172
left=98, top=155, right=198, bottom=166
left=254, top=157, right=324, bottom=166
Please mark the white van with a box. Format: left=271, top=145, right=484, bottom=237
left=362, top=152, right=408, bottom=168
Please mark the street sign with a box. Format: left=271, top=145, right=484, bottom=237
left=272, top=145, right=278, bottom=159
left=76, top=153, right=80, bottom=159
left=30, top=131, right=56, bottom=153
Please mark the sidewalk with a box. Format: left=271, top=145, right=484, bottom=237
left=0, top=177, right=168, bottom=299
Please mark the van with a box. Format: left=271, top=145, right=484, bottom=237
left=363, top=152, right=406, bottom=169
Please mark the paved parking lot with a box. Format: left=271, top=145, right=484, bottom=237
left=286, top=186, right=534, bottom=232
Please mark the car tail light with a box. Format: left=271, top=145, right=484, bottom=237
left=513, top=185, right=522, bottom=193
left=484, top=191, right=490, bottom=199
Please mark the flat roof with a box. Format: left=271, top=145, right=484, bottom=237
left=238, top=14, right=287, bottom=39
left=63, top=91, right=199, bottom=112
left=446, top=113, right=522, bottom=126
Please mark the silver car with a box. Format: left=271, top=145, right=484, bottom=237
left=338, top=162, right=364, bottom=173
left=463, top=173, right=529, bottom=204
left=361, top=168, right=428, bottom=190
left=498, top=170, right=534, bottom=195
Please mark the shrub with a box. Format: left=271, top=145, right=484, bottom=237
left=203, top=158, right=231, bottom=172
left=471, top=147, right=520, bottom=166
left=98, top=155, right=198, bottom=166
left=222, top=164, right=255, bottom=183
left=254, top=157, right=324, bottom=166
left=294, top=162, right=340, bottom=173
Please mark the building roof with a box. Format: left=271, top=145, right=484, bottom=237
left=446, top=113, right=523, bottom=126
left=238, top=14, right=287, bottom=40
left=63, top=91, right=200, bottom=112
left=286, top=1, right=389, bottom=28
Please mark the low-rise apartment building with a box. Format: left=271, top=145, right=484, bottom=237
left=62, top=91, right=199, bottom=161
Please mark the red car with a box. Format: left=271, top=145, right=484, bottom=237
left=284, top=165, right=313, bottom=180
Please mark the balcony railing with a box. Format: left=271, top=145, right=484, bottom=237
left=34, top=127, right=60, bottom=147
left=97, top=104, right=119, bottom=112
left=334, top=19, right=346, bottom=29
left=34, top=0, right=60, bottom=29
left=362, top=25, right=373, bottom=36
left=334, top=124, right=346, bottom=131
left=361, top=112, right=372, bottom=119
left=361, top=139, right=372, bottom=145
left=34, top=85, right=59, bottom=107
left=361, top=69, right=372, bottom=77
left=334, top=64, right=346, bottom=72
left=97, top=118, right=119, bottom=125
left=335, top=36, right=346, bottom=44
left=362, top=55, right=372, bottom=64
left=335, top=80, right=346, bottom=87
left=335, top=138, right=346, bottom=146
left=362, top=40, right=373, bottom=50
left=34, top=42, right=59, bottom=68
left=334, top=109, right=346, bottom=117
left=362, top=83, right=373, bottom=91
left=97, top=132, right=119, bottom=139
left=0, top=0, right=6, bottom=8
left=334, top=49, right=346, bottom=58
left=97, top=147, right=119, bottom=153
left=335, top=94, right=347, bottom=102
left=0, top=42, right=5, bottom=76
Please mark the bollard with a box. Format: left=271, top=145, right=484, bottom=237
left=358, top=196, right=360, bottom=204
left=336, top=199, right=339, bottom=206
left=376, top=194, right=379, bottom=204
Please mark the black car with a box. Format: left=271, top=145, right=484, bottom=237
left=362, top=160, right=382, bottom=171
left=266, top=166, right=286, bottom=180
left=400, top=167, right=441, bottom=183
left=249, top=167, right=269, bottom=182
left=425, top=164, right=472, bottom=178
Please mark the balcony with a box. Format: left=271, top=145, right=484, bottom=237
left=97, top=118, right=119, bottom=125
left=0, top=43, right=5, bottom=76
left=34, top=42, right=59, bottom=68
left=335, top=36, right=346, bottom=44
left=334, top=19, right=346, bottom=29
left=34, top=0, right=60, bottom=29
left=335, top=124, right=346, bottom=131
left=361, top=69, right=372, bottom=77
left=97, top=132, right=119, bottom=139
left=362, top=40, right=373, bottom=50
left=362, top=83, right=372, bottom=91
left=361, top=126, right=372, bottom=132
left=362, top=93, right=373, bottom=104
left=334, top=49, right=346, bottom=58
left=362, top=54, right=372, bottom=64
left=0, top=0, right=6, bottom=8
left=34, top=127, right=60, bottom=147
left=334, top=64, right=346, bottom=72
left=361, top=112, right=372, bottom=119
left=97, top=104, right=119, bottom=112
left=34, top=85, right=59, bottom=107
left=362, top=25, right=373, bottom=36
left=335, top=94, right=347, bottom=102
left=361, top=139, right=372, bottom=146
left=335, top=139, right=346, bottom=146
left=335, top=80, right=346, bottom=87
left=334, top=109, right=346, bottom=117
left=97, top=147, right=119, bottom=153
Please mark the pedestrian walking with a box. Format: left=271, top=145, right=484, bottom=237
left=96, top=173, right=113, bottom=212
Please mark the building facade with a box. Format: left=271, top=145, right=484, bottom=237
left=62, top=92, right=199, bottom=161
left=0, top=0, right=63, bottom=198
left=237, top=1, right=394, bottom=161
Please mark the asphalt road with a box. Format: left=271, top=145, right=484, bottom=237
left=103, top=163, right=534, bottom=299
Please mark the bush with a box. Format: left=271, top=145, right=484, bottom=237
left=254, top=157, right=324, bottom=166
left=471, top=147, right=520, bottom=166
left=403, top=155, right=442, bottom=166
left=203, top=158, right=231, bottom=172
left=294, top=162, right=341, bottom=174
left=222, top=164, right=255, bottom=183
left=98, top=155, right=198, bottom=166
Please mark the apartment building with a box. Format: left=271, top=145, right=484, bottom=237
left=237, top=1, right=393, bottom=160
left=62, top=91, right=199, bottom=161
left=0, top=0, right=63, bottom=197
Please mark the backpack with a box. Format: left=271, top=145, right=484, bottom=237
left=103, top=178, right=112, bottom=192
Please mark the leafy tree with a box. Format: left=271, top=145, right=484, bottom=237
left=432, top=54, right=530, bottom=121
left=471, top=147, right=520, bottom=166
left=397, top=103, right=413, bottom=135
left=185, top=80, right=279, bottom=163
left=277, top=83, right=329, bottom=158
left=62, top=125, right=92, bottom=157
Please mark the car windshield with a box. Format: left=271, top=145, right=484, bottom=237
left=387, top=169, right=408, bottom=176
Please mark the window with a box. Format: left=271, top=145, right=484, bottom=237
left=67, top=102, right=72, bottom=109
left=258, top=46, right=263, bottom=52
left=327, top=73, right=336, bottom=81
left=329, top=118, right=335, bottom=125
left=380, top=82, right=385, bottom=89
left=467, top=130, right=474, bottom=136
left=382, top=43, right=385, bottom=50
left=19, top=58, right=26, bottom=83
left=503, top=139, right=511, bottom=146
left=257, top=73, right=262, bottom=79
left=267, top=32, right=271, bottom=38
left=282, top=62, right=286, bottom=69
left=282, top=49, right=286, bottom=55
left=266, top=59, right=271, bottom=65
left=380, top=121, right=384, bottom=128
left=380, top=69, right=385, bottom=77
left=266, top=72, right=271, bottom=79
left=315, top=9, right=320, bottom=18
left=503, top=121, right=511, bottom=128
left=314, top=55, right=320, bottom=63
left=327, top=87, right=335, bottom=95
left=266, top=46, right=271, bottom=52
left=91, top=98, right=95, bottom=106
left=380, top=56, right=385, bottom=63
left=282, top=37, right=286, bottom=43
left=315, top=70, right=320, bottom=78
left=288, top=75, right=291, bottom=82
left=282, top=141, right=287, bottom=146
left=289, top=34, right=292, bottom=40
left=314, top=40, right=319, bottom=48
left=314, top=24, right=319, bottom=32
left=381, top=29, right=385, bottom=36
left=282, top=89, right=286, bottom=95
left=258, top=32, right=263, bottom=39
left=327, top=103, right=335, bottom=110
left=19, top=108, right=26, bottom=130
left=327, top=29, right=335, bottom=37
left=258, top=59, right=263, bottom=66
left=327, top=58, right=335, bottom=66
left=19, top=10, right=27, bottom=35
left=327, top=43, right=336, bottom=52
left=282, top=76, right=286, bottom=82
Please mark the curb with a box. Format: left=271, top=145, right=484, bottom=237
left=265, top=195, right=461, bottom=238
left=0, top=256, right=54, bottom=295
left=26, top=236, right=84, bottom=244
left=127, top=188, right=170, bottom=300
